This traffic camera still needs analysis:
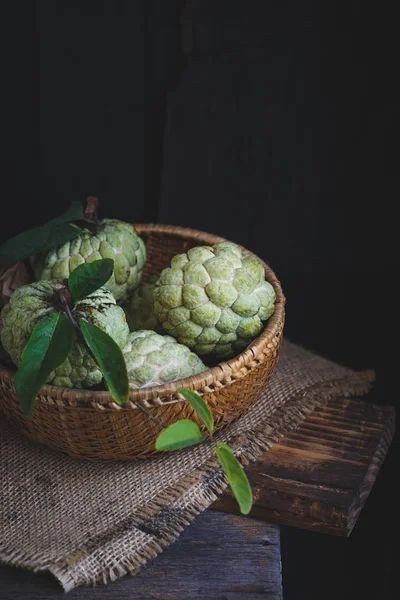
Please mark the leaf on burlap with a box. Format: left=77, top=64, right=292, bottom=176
left=177, top=387, right=214, bottom=434
left=156, top=420, right=207, bottom=451
left=215, top=442, right=253, bottom=515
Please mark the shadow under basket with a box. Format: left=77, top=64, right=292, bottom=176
left=0, top=224, right=285, bottom=460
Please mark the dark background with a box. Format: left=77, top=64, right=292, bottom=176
left=0, top=1, right=398, bottom=599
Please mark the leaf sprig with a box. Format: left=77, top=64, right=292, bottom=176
left=156, top=388, right=253, bottom=515
left=15, top=258, right=129, bottom=418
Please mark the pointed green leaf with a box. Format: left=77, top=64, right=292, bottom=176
left=0, top=222, right=82, bottom=267
left=0, top=201, right=84, bottom=266
left=177, top=387, right=214, bottom=434
left=216, top=442, right=235, bottom=455
left=215, top=442, right=253, bottom=515
left=155, top=420, right=207, bottom=451
left=15, top=313, right=76, bottom=418
left=68, top=258, right=114, bottom=302
left=47, top=200, right=85, bottom=225
left=79, top=319, right=129, bottom=405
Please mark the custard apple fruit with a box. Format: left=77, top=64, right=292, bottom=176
left=123, top=275, right=160, bottom=332
left=153, top=242, right=276, bottom=360
left=1, top=280, right=129, bottom=388
left=32, top=219, right=146, bottom=303
left=123, top=330, right=208, bottom=389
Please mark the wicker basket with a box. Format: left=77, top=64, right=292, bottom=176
left=0, top=224, right=285, bottom=460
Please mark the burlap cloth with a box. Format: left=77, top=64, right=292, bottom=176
left=0, top=340, right=374, bottom=592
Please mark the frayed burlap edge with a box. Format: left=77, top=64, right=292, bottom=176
left=0, top=369, right=374, bottom=591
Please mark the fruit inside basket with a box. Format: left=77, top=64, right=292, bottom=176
left=0, top=200, right=285, bottom=460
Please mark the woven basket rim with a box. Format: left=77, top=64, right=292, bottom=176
left=0, top=224, right=285, bottom=408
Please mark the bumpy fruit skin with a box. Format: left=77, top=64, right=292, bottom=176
left=1, top=280, right=129, bottom=388
left=123, top=330, right=208, bottom=389
left=33, top=219, right=146, bottom=303
left=153, top=242, right=276, bottom=360
left=123, top=275, right=160, bottom=332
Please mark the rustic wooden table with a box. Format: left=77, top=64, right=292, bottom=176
left=0, top=512, right=283, bottom=600
left=0, top=394, right=394, bottom=599
left=214, top=396, right=395, bottom=536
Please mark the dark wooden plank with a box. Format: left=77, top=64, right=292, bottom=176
left=0, top=512, right=282, bottom=600
left=213, top=397, right=395, bottom=536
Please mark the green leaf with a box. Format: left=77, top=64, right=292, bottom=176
left=0, top=222, right=82, bottom=267
left=79, top=319, right=129, bottom=405
left=68, top=258, right=114, bottom=302
left=47, top=200, right=85, bottom=225
left=15, top=313, right=76, bottom=418
left=177, top=387, right=214, bottom=434
left=215, top=442, right=253, bottom=515
left=155, top=420, right=207, bottom=451
left=0, top=200, right=84, bottom=267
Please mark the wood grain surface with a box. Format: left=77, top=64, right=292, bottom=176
left=0, top=512, right=282, bottom=600
left=213, top=397, right=395, bottom=536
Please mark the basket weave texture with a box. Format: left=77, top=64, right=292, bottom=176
left=0, top=224, right=285, bottom=460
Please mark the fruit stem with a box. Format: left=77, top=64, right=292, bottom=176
left=84, top=196, right=99, bottom=222
left=55, top=286, right=80, bottom=330
left=132, top=400, right=167, bottom=428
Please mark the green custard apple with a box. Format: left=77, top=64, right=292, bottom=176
left=152, top=242, right=276, bottom=360
left=1, top=280, right=129, bottom=388
left=123, top=330, right=208, bottom=389
left=123, top=275, right=160, bottom=332
left=32, top=219, right=146, bottom=304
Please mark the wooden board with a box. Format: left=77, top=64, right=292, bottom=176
left=0, top=512, right=282, bottom=600
left=213, top=397, right=395, bottom=536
